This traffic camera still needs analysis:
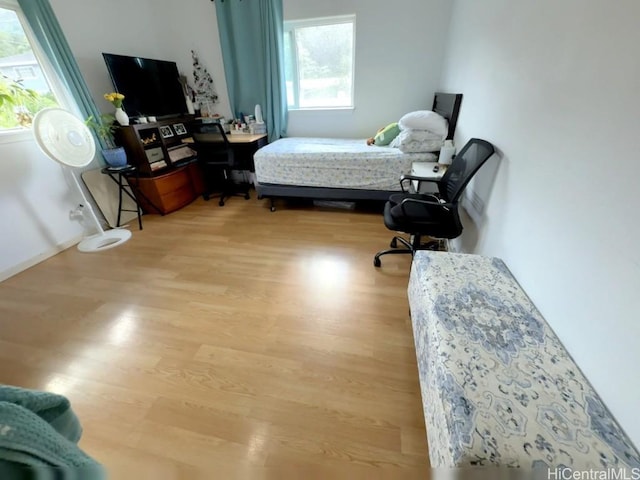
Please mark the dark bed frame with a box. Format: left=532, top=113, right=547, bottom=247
left=256, top=92, right=463, bottom=211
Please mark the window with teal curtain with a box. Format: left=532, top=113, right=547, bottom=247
left=16, top=0, right=106, bottom=149
left=215, top=0, right=287, bottom=142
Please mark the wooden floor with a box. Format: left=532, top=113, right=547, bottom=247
left=0, top=195, right=429, bottom=479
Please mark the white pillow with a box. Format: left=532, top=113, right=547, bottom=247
left=398, top=110, right=448, bottom=137
left=396, top=129, right=444, bottom=142
left=390, top=129, right=444, bottom=153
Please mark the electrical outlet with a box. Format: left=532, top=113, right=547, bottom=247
left=69, top=204, right=84, bottom=221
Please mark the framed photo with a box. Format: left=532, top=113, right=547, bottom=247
left=159, top=125, right=174, bottom=138
left=173, top=123, right=187, bottom=135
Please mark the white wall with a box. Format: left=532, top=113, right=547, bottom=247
left=0, top=134, right=84, bottom=280
left=283, top=0, right=453, bottom=138
left=140, top=2, right=232, bottom=120
left=441, top=0, right=640, bottom=446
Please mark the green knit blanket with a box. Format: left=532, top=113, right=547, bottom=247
left=0, top=385, right=104, bottom=479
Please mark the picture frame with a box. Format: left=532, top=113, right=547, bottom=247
left=173, top=123, right=187, bottom=135
left=159, top=125, right=174, bottom=138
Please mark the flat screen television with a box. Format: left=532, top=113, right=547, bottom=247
left=102, top=53, right=188, bottom=118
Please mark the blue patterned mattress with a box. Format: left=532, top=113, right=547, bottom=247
left=408, top=251, right=640, bottom=470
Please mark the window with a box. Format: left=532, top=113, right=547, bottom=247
left=284, top=15, right=355, bottom=110
left=0, top=0, right=59, bottom=131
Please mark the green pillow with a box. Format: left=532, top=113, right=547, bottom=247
left=373, top=122, right=400, bottom=146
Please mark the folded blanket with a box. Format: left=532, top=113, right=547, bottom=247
left=0, top=385, right=104, bottom=479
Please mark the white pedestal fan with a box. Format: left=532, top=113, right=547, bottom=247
left=33, top=108, right=131, bottom=253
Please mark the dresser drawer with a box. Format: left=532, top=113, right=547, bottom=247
left=145, top=147, right=165, bottom=163
left=159, top=183, right=196, bottom=213
left=153, top=168, right=191, bottom=195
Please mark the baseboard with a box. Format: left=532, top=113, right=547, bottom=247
left=0, top=235, right=82, bottom=282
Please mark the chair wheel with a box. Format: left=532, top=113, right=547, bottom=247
left=270, top=206, right=276, bottom=212
left=203, top=194, right=210, bottom=201
left=244, top=193, right=250, bottom=200
left=373, top=257, right=381, bottom=267
left=219, top=200, right=225, bottom=207
left=390, top=238, right=398, bottom=248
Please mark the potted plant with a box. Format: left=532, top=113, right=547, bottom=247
left=85, top=113, right=128, bottom=167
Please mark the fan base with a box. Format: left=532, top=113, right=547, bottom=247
left=77, top=229, right=132, bottom=253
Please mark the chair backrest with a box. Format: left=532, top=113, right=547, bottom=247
left=438, top=138, right=495, bottom=202
left=192, top=122, right=230, bottom=145
left=191, top=122, right=234, bottom=165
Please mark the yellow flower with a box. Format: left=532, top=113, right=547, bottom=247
left=103, top=92, right=125, bottom=109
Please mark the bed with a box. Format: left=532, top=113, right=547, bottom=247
left=254, top=92, right=462, bottom=211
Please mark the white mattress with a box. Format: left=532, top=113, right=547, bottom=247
left=254, top=137, right=436, bottom=191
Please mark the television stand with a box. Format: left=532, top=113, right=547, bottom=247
left=115, top=115, right=205, bottom=214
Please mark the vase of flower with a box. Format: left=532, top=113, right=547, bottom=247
left=104, top=92, right=129, bottom=126
left=114, top=107, right=129, bottom=126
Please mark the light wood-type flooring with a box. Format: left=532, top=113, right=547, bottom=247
left=0, top=195, right=429, bottom=479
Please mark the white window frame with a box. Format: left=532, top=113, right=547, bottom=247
left=284, top=14, right=356, bottom=111
left=0, top=0, right=69, bottom=142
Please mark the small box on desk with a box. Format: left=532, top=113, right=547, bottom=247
left=249, top=123, right=266, bottom=135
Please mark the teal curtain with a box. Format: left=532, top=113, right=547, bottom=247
left=17, top=0, right=106, bottom=149
left=215, top=0, right=287, bottom=142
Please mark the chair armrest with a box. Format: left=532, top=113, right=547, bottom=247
left=399, top=174, right=441, bottom=193
left=399, top=197, right=453, bottom=216
left=418, top=193, right=441, bottom=203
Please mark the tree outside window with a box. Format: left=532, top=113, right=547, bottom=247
left=0, top=5, right=58, bottom=130
left=284, top=15, right=355, bottom=110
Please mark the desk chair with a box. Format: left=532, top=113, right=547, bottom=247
left=373, top=138, right=495, bottom=267
left=191, top=123, right=250, bottom=206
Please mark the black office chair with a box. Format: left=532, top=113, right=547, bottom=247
left=373, top=138, right=495, bottom=267
left=191, top=123, right=250, bottom=206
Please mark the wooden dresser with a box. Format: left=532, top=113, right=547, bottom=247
left=127, top=162, right=204, bottom=215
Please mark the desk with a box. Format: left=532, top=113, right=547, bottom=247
left=226, top=133, right=268, bottom=144
left=411, top=162, right=446, bottom=193
left=228, top=133, right=268, bottom=173
left=185, top=131, right=267, bottom=172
